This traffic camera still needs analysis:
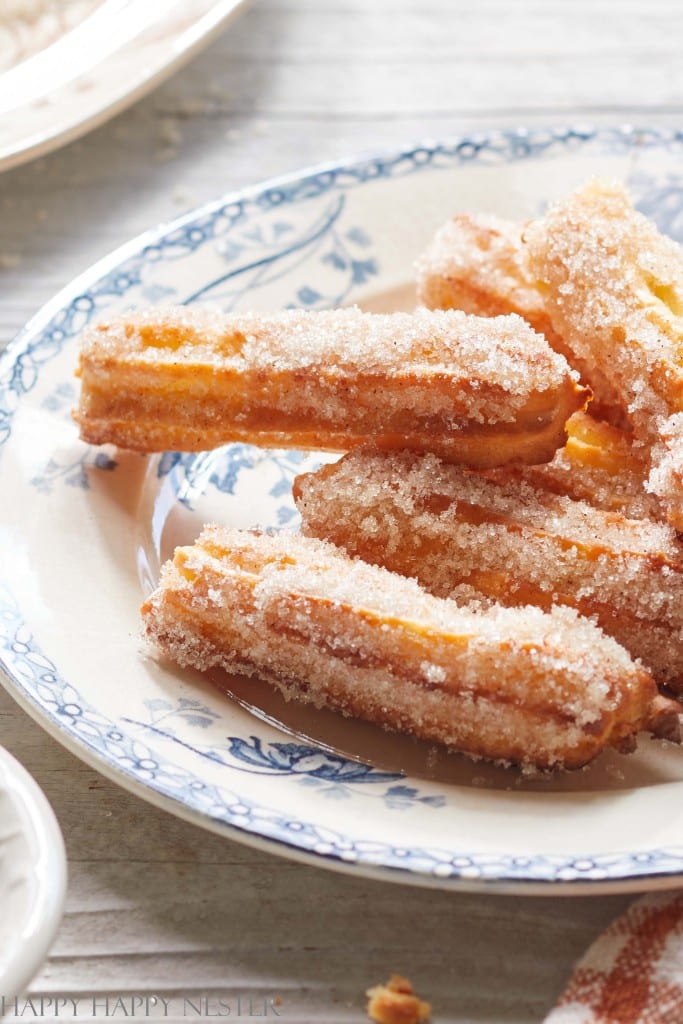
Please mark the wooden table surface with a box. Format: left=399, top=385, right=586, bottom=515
left=2, top=2, right=682, bottom=1021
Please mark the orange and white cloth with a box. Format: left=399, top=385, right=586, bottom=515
left=544, top=892, right=683, bottom=1024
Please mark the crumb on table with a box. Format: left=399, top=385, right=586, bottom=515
left=366, top=974, right=431, bottom=1024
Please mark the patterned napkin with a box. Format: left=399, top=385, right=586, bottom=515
left=543, top=892, right=683, bottom=1023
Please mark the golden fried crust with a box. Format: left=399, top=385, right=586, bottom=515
left=141, top=527, right=672, bottom=771
left=75, top=306, right=587, bottom=467
left=491, top=411, right=662, bottom=521
left=293, top=447, right=683, bottom=692
left=415, top=212, right=624, bottom=423
left=525, top=179, right=683, bottom=528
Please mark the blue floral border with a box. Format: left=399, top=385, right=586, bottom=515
left=2, top=126, right=683, bottom=890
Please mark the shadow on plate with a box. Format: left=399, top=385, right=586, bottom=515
left=208, top=666, right=683, bottom=795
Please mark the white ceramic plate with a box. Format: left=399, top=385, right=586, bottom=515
left=0, top=0, right=250, bottom=173
left=3, top=127, right=683, bottom=895
left=0, top=747, right=66, bottom=998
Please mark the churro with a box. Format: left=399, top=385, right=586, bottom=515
left=416, top=213, right=562, bottom=347
left=525, top=179, right=683, bottom=529
left=415, top=211, right=623, bottom=422
left=141, top=527, right=677, bottom=771
left=75, top=306, right=586, bottom=467
left=294, top=448, right=683, bottom=691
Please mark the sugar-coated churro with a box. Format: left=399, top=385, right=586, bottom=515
left=416, top=213, right=563, bottom=347
left=75, top=306, right=586, bottom=467
left=415, top=212, right=623, bottom=422
left=525, top=179, right=683, bottom=529
left=294, top=448, right=683, bottom=691
left=141, top=527, right=678, bottom=771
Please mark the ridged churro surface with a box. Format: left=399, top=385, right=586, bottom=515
left=416, top=213, right=561, bottom=345
left=294, top=448, right=683, bottom=690
left=525, top=179, right=683, bottom=528
left=141, top=527, right=673, bottom=771
left=76, top=306, right=586, bottom=466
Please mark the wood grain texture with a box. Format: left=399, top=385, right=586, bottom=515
left=1, top=0, right=681, bottom=1019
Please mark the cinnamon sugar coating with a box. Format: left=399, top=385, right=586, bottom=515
left=75, top=306, right=586, bottom=467
left=141, top=527, right=673, bottom=771
left=525, top=178, right=683, bottom=529
left=294, top=448, right=683, bottom=691
left=416, top=214, right=552, bottom=333
left=415, top=211, right=623, bottom=423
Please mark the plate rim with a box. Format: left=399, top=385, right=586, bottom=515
left=3, top=124, right=683, bottom=895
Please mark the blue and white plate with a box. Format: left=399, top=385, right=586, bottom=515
left=3, top=127, right=683, bottom=895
